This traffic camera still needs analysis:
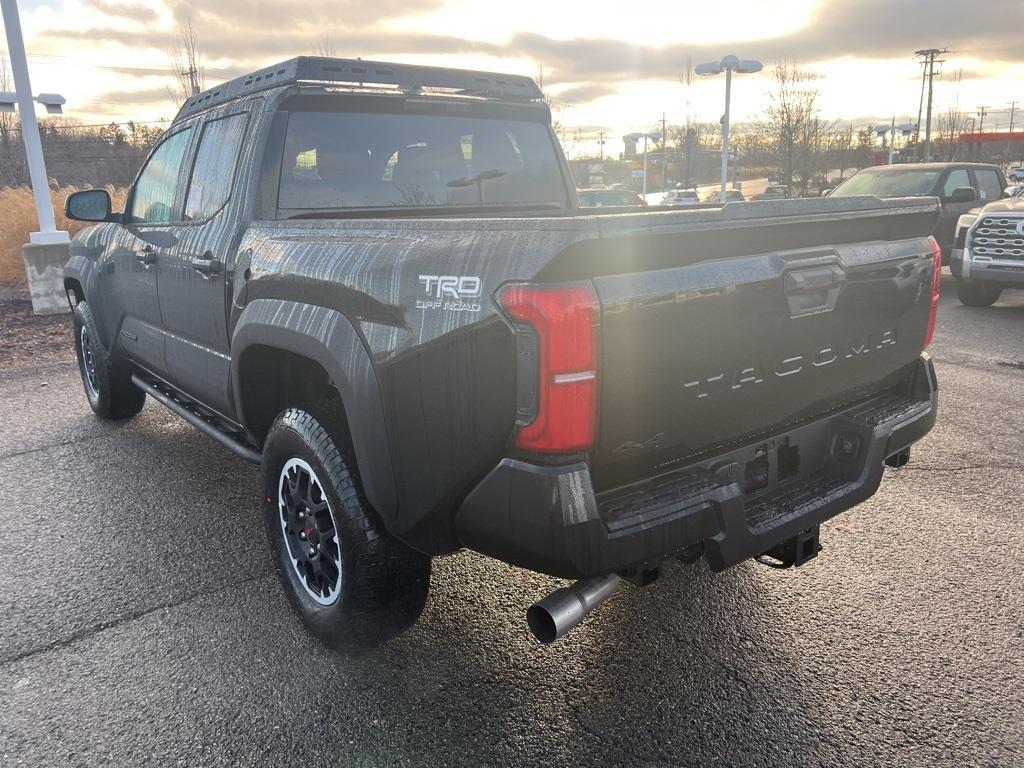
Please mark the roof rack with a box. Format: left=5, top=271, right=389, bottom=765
left=176, top=56, right=544, bottom=119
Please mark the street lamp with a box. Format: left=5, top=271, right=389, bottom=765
left=878, top=119, right=917, bottom=165
left=0, top=0, right=68, bottom=245
left=696, top=54, right=762, bottom=200
left=624, top=131, right=661, bottom=198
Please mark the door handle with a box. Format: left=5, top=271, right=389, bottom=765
left=784, top=265, right=846, bottom=317
left=135, top=245, right=157, bottom=266
left=191, top=252, right=223, bottom=277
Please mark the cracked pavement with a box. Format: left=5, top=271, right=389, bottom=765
left=1, top=275, right=1022, bottom=767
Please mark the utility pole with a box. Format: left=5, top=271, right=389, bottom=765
left=1009, top=101, right=1018, bottom=133
left=888, top=116, right=897, bottom=164
left=977, top=105, right=989, bottom=133
left=597, top=131, right=605, bottom=161
left=661, top=112, right=667, bottom=190
left=914, top=60, right=927, bottom=156
left=915, top=48, right=947, bottom=162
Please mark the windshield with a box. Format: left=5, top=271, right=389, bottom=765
left=831, top=169, right=940, bottom=197
left=278, top=110, right=567, bottom=211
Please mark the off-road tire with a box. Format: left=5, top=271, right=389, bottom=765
left=262, top=402, right=431, bottom=649
left=956, top=279, right=1002, bottom=308
left=72, top=301, right=146, bottom=420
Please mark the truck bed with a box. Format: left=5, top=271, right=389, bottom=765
left=240, top=195, right=939, bottom=558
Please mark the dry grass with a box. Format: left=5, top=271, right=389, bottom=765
left=0, top=185, right=128, bottom=287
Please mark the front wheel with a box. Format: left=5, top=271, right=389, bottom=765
left=72, top=301, right=146, bottom=420
left=956, top=279, right=1002, bottom=307
left=262, top=403, right=431, bottom=649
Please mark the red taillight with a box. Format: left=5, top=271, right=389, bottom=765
left=498, top=282, right=599, bottom=453
left=924, top=236, right=942, bottom=349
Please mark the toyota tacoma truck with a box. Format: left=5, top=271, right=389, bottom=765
left=63, top=57, right=940, bottom=647
left=950, top=186, right=1024, bottom=306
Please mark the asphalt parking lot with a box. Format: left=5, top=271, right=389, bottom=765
left=1, top=275, right=1022, bottom=767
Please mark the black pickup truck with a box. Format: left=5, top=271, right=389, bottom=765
left=63, top=57, right=940, bottom=647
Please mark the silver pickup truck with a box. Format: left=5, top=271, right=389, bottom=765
left=951, top=187, right=1024, bottom=306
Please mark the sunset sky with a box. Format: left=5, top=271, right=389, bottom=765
left=6, top=0, right=1024, bottom=156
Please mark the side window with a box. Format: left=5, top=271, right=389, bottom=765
left=942, top=169, right=971, bottom=198
left=184, top=112, right=249, bottom=221
left=130, top=127, right=193, bottom=224
left=975, top=169, right=1003, bottom=201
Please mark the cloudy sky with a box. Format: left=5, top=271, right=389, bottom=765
left=6, top=0, right=1024, bottom=155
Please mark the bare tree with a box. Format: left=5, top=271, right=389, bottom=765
left=0, top=53, right=22, bottom=185
left=761, top=61, right=828, bottom=193
left=937, top=106, right=971, bottom=161
left=936, top=68, right=968, bottom=161
left=167, top=18, right=205, bottom=105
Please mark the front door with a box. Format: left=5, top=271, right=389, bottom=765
left=157, top=110, right=252, bottom=418
left=98, top=125, right=195, bottom=376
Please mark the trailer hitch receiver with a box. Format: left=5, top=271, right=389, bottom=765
left=756, top=525, right=821, bottom=569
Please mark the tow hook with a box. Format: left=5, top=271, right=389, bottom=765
left=755, top=525, right=821, bottom=569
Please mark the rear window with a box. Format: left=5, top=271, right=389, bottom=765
left=831, top=169, right=940, bottom=197
left=278, top=110, right=566, bottom=211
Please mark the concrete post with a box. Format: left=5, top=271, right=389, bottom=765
left=21, top=241, right=71, bottom=315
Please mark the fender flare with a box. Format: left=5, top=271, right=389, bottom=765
left=231, top=299, right=398, bottom=521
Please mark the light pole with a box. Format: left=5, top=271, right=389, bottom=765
left=0, top=0, right=68, bottom=245
left=696, top=54, right=762, bottom=200
left=624, top=131, right=661, bottom=198
left=875, top=119, right=917, bottom=165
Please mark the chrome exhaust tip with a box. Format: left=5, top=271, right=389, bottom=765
left=526, top=574, right=622, bottom=644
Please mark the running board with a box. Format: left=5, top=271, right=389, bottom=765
left=131, top=373, right=262, bottom=465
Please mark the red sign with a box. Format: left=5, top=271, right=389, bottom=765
left=958, top=132, right=1024, bottom=143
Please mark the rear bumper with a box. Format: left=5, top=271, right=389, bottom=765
left=455, top=354, right=937, bottom=579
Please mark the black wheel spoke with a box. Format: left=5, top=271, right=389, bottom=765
left=277, top=458, right=342, bottom=605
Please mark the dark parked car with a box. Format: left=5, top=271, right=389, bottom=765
left=703, top=189, right=745, bottom=203
left=578, top=188, right=646, bottom=207
left=753, top=184, right=789, bottom=201
left=63, top=56, right=939, bottom=647
left=829, top=162, right=1007, bottom=262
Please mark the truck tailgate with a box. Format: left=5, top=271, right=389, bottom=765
left=580, top=199, right=938, bottom=490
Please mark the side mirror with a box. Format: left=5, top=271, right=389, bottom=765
left=820, top=188, right=833, bottom=197
left=944, top=187, right=976, bottom=204
left=65, top=189, right=113, bottom=222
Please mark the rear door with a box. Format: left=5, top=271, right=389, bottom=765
left=156, top=107, right=253, bottom=417
left=972, top=167, right=1004, bottom=204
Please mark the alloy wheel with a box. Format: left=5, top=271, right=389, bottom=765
left=278, top=457, right=342, bottom=605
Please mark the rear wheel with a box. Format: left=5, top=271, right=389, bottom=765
left=262, top=402, right=430, bottom=649
left=956, top=279, right=1002, bottom=307
left=72, top=301, right=146, bottom=420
